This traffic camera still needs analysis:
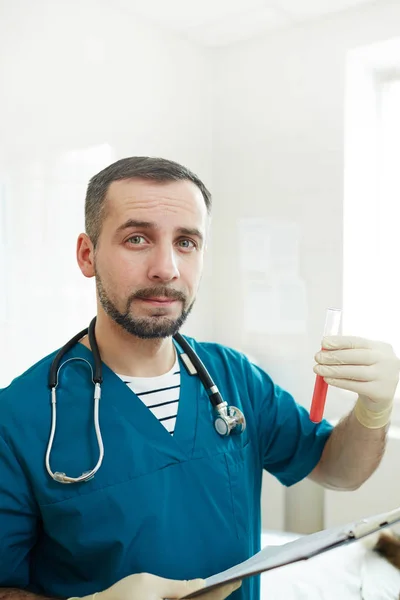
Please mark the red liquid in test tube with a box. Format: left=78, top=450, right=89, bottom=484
left=310, top=308, right=342, bottom=423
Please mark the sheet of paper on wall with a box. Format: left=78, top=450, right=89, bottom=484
left=238, top=218, right=307, bottom=334
left=238, top=218, right=272, bottom=274
left=243, top=277, right=307, bottom=335
left=184, top=507, right=400, bottom=598
left=238, top=218, right=300, bottom=276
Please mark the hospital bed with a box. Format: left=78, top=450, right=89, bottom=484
left=260, top=530, right=400, bottom=599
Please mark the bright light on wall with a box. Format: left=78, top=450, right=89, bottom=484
left=344, top=39, right=400, bottom=408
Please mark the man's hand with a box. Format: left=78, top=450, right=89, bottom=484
left=314, top=336, right=400, bottom=420
left=310, top=336, right=400, bottom=489
left=84, top=572, right=241, bottom=600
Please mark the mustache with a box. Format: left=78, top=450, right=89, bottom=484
left=130, top=287, right=187, bottom=302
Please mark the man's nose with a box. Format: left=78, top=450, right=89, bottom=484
left=147, top=247, right=180, bottom=282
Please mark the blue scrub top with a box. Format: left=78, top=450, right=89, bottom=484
left=0, top=337, right=332, bottom=600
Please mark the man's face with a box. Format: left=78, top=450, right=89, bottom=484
left=93, top=178, right=208, bottom=339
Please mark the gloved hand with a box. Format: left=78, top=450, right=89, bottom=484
left=314, top=336, right=400, bottom=427
left=77, top=573, right=241, bottom=600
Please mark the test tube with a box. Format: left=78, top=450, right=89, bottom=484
left=310, top=308, right=342, bottom=423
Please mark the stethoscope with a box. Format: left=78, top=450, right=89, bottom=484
left=46, top=317, right=246, bottom=485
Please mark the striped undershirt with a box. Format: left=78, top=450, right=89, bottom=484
left=117, top=353, right=180, bottom=435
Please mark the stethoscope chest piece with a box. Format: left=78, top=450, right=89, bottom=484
left=214, top=403, right=246, bottom=437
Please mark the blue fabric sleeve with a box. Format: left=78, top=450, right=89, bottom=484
left=248, top=362, right=333, bottom=487
left=0, top=433, right=38, bottom=587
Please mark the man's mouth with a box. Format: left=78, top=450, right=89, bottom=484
left=138, top=297, right=178, bottom=305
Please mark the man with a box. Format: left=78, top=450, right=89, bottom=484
left=0, top=157, right=399, bottom=600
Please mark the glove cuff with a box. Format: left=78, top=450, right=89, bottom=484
left=354, top=398, right=392, bottom=429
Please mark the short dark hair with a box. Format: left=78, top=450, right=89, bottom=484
left=85, top=156, right=212, bottom=246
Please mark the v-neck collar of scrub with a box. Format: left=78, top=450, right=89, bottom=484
left=69, top=339, right=200, bottom=461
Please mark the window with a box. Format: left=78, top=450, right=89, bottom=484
left=343, top=39, right=400, bottom=421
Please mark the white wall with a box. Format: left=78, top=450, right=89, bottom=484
left=212, top=0, right=400, bottom=532
left=0, top=0, right=213, bottom=385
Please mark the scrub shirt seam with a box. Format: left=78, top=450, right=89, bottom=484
left=38, top=448, right=245, bottom=507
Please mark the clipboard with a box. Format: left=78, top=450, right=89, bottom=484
left=185, top=506, right=400, bottom=598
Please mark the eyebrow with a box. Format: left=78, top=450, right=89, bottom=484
left=115, top=219, right=204, bottom=243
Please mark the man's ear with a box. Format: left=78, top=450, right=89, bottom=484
left=77, top=233, right=95, bottom=278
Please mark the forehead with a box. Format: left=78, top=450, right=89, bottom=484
left=105, top=178, right=207, bottom=224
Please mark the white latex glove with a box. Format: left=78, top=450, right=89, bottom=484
left=313, top=336, right=400, bottom=412
left=85, top=573, right=241, bottom=600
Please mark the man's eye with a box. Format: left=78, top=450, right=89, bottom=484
left=127, top=235, right=146, bottom=245
left=178, top=239, right=196, bottom=249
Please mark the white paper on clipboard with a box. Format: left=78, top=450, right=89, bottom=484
left=184, top=506, right=400, bottom=598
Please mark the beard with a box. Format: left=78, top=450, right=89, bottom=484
left=95, top=271, right=195, bottom=339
